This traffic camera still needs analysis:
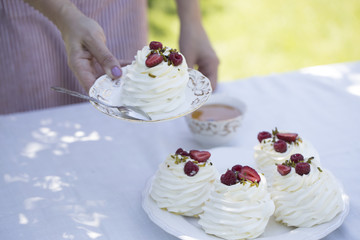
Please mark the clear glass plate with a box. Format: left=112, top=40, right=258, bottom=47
left=142, top=147, right=350, bottom=240
left=89, top=68, right=212, bottom=122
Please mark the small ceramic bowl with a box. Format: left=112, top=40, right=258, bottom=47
left=185, top=93, right=246, bottom=148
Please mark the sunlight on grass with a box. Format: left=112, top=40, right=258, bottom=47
left=148, top=0, right=360, bottom=82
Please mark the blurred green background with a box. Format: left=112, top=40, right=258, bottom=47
left=148, top=0, right=360, bottom=82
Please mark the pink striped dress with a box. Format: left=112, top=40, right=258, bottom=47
left=0, top=0, right=148, bottom=114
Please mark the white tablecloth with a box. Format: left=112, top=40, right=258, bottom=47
left=1, top=62, right=360, bottom=240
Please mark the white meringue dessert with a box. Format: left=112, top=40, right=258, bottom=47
left=150, top=148, right=218, bottom=217
left=272, top=157, right=344, bottom=227
left=120, top=41, right=189, bottom=117
left=254, top=128, right=320, bottom=182
left=199, top=165, right=274, bottom=240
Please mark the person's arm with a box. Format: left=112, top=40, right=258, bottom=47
left=23, top=0, right=122, bottom=92
left=175, top=0, right=219, bottom=90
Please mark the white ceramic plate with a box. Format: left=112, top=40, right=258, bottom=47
left=89, top=68, right=212, bottom=122
left=142, top=147, right=350, bottom=240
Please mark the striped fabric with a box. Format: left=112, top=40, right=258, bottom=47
left=0, top=0, right=148, bottom=114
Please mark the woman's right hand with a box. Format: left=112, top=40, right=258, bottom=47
left=58, top=7, right=122, bottom=92
left=24, top=0, right=122, bottom=92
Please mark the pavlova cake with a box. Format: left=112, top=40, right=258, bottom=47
left=199, top=164, right=274, bottom=239
left=254, top=128, right=320, bottom=181
left=120, top=41, right=189, bottom=116
left=272, top=155, right=344, bottom=227
left=150, top=148, right=218, bottom=217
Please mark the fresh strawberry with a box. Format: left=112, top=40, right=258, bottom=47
left=145, top=53, right=163, bottom=68
left=295, top=162, right=310, bottom=175
left=274, top=140, right=287, bottom=153
left=189, top=150, right=211, bottom=162
left=257, top=131, right=272, bottom=143
left=169, top=52, right=183, bottom=66
left=149, top=41, right=163, bottom=50
left=184, top=161, right=199, bottom=176
left=276, top=132, right=298, bottom=143
left=238, top=166, right=261, bottom=183
left=290, top=153, right=304, bottom=163
left=277, top=164, right=291, bottom=176
left=220, top=169, right=237, bottom=186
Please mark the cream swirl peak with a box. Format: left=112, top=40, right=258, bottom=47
left=150, top=148, right=218, bottom=217
left=254, top=128, right=320, bottom=182
left=272, top=161, right=344, bottom=227
left=120, top=41, right=189, bottom=116
left=199, top=166, right=274, bottom=240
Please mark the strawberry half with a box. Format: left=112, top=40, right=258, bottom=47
left=238, top=166, right=261, bottom=183
left=145, top=53, right=163, bottom=68
left=276, top=132, right=298, bottom=143
left=189, top=150, right=211, bottom=162
left=277, top=164, right=291, bottom=176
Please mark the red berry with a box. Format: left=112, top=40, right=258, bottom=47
left=220, top=169, right=237, bottom=186
left=257, top=131, right=272, bottom=143
left=274, top=140, right=287, bottom=153
left=276, top=132, right=298, bottom=143
left=169, top=52, right=183, bottom=66
left=189, top=150, right=211, bottom=162
left=290, top=153, right=304, bottom=163
left=149, top=41, right=163, bottom=50
left=231, top=164, right=243, bottom=173
left=145, top=53, right=163, bottom=67
left=277, top=164, right=291, bottom=176
left=175, top=148, right=189, bottom=156
left=238, top=166, right=261, bottom=183
left=184, top=161, right=199, bottom=176
left=295, top=162, right=310, bottom=176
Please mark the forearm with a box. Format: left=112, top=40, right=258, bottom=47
left=23, top=0, right=83, bottom=32
left=175, top=0, right=203, bottom=27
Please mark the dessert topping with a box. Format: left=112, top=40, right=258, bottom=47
left=221, top=165, right=261, bottom=186
left=220, top=169, right=237, bottom=186
left=290, top=153, right=304, bottom=163
left=257, top=131, right=272, bottom=143
left=149, top=41, right=163, bottom=50
left=276, top=132, right=298, bottom=143
left=189, top=150, right=211, bottom=162
left=231, top=164, right=243, bottom=173
left=145, top=53, right=163, bottom=68
left=238, top=166, right=261, bottom=183
left=277, top=164, right=291, bottom=176
left=169, top=52, right=183, bottom=66
left=295, top=162, right=311, bottom=175
left=274, top=140, right=287, bottom=153
left=184, top=161, right=199, bottom=176
left=278, top=155, right=318, bottom=176
left=175, top=148, right=190, bottom=156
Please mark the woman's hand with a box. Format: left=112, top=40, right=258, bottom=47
left=24, top=0, right=122, bottom=93
left=60, top=13, right=122, bottom=92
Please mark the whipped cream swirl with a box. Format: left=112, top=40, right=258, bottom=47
left=120, top=46, right=189, bottom=116
left=199, top=175, right=274, bottom=240
left=271, top=164, right=344, bottom=227
left=254, top=137, right=320, bottom=182
left=150, top=155, right=218, bottom=217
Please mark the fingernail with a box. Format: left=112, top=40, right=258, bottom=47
left=111, top=66, right=122, bottom=78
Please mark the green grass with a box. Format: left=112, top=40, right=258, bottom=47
left=148, top=0, right=360, bottom=82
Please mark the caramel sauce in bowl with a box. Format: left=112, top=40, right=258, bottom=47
left=185, top=93, right=246, bottom=148
left=191, top=104, right=242, bottom=121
